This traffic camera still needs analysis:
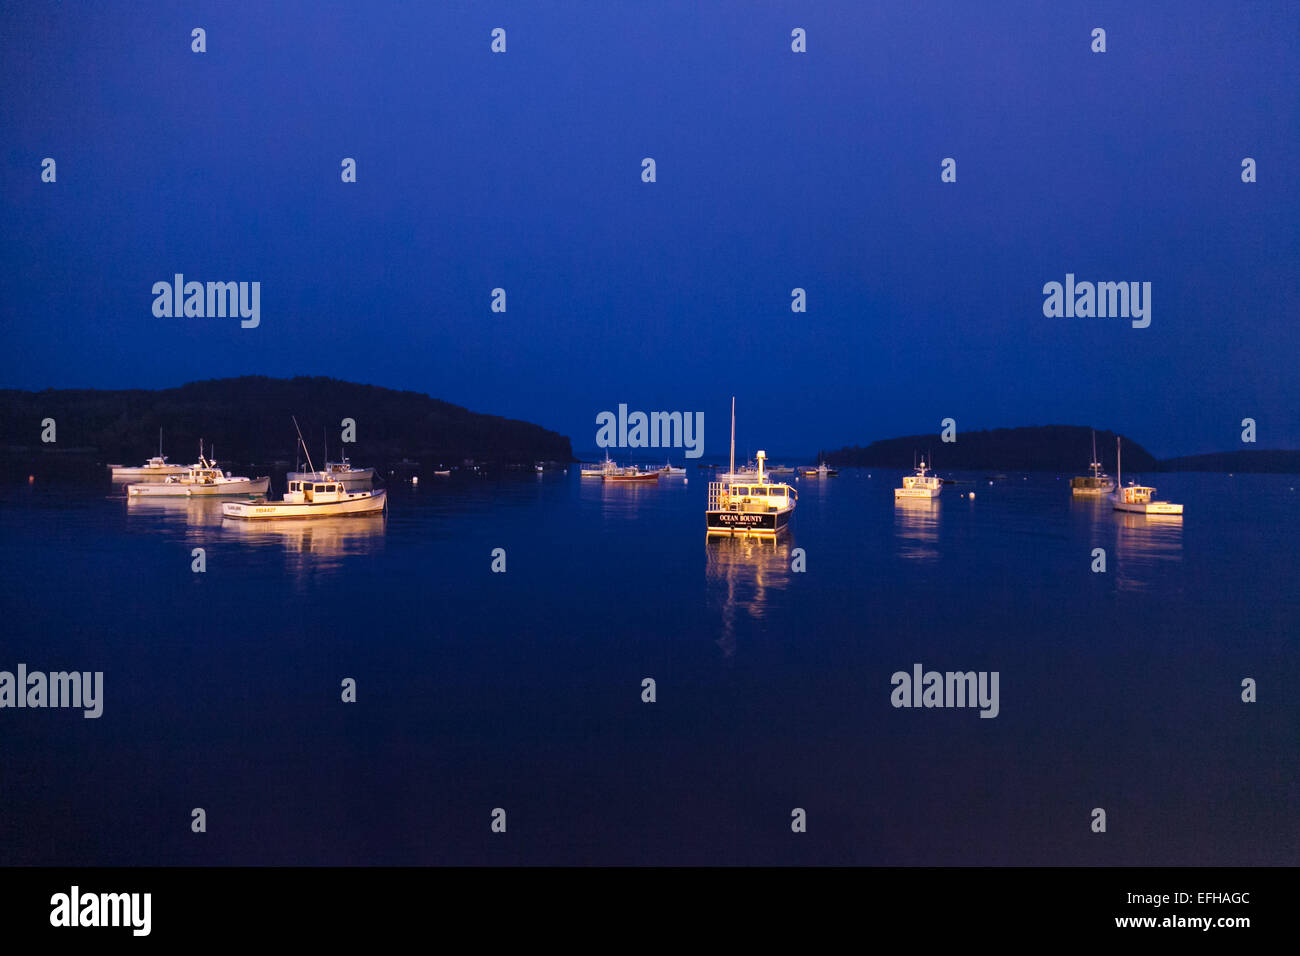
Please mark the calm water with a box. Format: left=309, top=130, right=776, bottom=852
left=1, top=470, right=1296, bottom=865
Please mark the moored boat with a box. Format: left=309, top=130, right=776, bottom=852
left=222, top=479, right=387, bottom=520
left=580, top=453, right=620, bottom=478
left=1110, top=437, right=1182, bottom=514
left=800, top=462, right=839, bottom=478
left=658, top=461, right=687, bottom=476
left=706, top=399, right=797, bottom=537
left=895, top=457, right=942, bottom=499
left=287, top=456, right=375, bottom=488
left=126, top=443, right=269, bottom=497
left=604, top=466, right=660, bottom=482
left=110, top=428, right=189, bottom=478
left=1071, top=430, right=1116, bottom=496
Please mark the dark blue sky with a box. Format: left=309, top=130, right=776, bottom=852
left=3, top=1, right=1297, bottom=458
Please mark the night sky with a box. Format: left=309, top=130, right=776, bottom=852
left=2, top=1, right=1297, bottom=458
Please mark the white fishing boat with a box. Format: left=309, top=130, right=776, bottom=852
left=580, top=452, right=620, bottom=478
left=706, top=399, right=797, bottom=537
left=222, top=480, right=386, bottom=520
left=1070, top=430, right=1116, bottom=496
left=109, top=429, right=189, bottom=478
left=1110, top=437, right=1182, bottom=514
left=287, top=457, right=375, bottom=488
left=126, top=443, right=269, bottom=497
left=895, top=457, right=942, bottom=499
left=223, top=419, right=386, bottom=519
left=658, top=461, right=687, bottom=476
left=765, top=464, right=795, bottom=476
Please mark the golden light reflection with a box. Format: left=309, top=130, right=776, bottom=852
left=893, top=497, right=941, bottom=561
left=705, top=535, right=793, bottom=659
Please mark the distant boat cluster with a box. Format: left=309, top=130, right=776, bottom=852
left=111, top=422, right=387, bottom=520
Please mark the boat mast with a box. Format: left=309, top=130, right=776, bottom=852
left=294, top=417, right=317, bottom=474
left=1116, top=436, right=1122, bottom=488
left=729, top=396, right=735, bottom=480
left=158, top=426, right=163, bottom=458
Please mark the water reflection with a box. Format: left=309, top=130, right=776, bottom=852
left=125, top=495, right=228, bottom=530
left=221, top=514, right=387, bottom=561
left=893, top=497, right=941, bottom=561
left=705, top=535, right=792, bottom=659
left=1113, top=512, right=1183, bottom=591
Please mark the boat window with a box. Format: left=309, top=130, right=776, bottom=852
left=315, top=484, right=327, bottom=492
left=734, top=486, right=748, bottom=495
left=326, top=484, right=337, bottom=492
left=770, top=487, right=786, bottom=496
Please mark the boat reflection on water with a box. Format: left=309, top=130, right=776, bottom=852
left=705, top=535, right=793, bottom=659
left=1113, top=512, right=1183, bottom=591
left=893, top=497, right=941, bottom=561
left=125, top=494, right=229, bottom=530
left=221, top=513, right=386, bottom=558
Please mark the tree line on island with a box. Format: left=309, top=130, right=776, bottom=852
left=0, top=376, right=575, bottom=471
left=822, top=425, right=1300, bottom=474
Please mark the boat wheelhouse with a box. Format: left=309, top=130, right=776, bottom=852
left=895, top=458, right=942, bottom=499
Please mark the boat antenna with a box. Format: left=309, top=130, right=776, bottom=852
left=293, top=416, right=317, bottom=474
left=1116, top=435, right=1122, bottom=488
left=729, top=396, right=735, bottom=480
left=158, top=426, right=163, bottom=458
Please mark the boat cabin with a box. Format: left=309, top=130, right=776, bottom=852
left=1117, top=485, right=1156, bottom=504
left=709, top=481, right=797, bottom=514
left=285, top=480, right=350, bottom=503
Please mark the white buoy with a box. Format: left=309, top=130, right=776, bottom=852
left=411, top=476, right=418, bottom=485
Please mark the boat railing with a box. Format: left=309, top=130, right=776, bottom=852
left=707, top=481, right=726, bottom=510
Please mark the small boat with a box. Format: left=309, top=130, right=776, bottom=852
left=288, top=456, right=375, bottom=488
left=110, top=429, right=189, bottom=478
left=1109, top=437, right=1182, bottom=514
left=895, top=457, right=942, bottom=499
left=433, top=469, right=452, bottom=477
left=800, top=462, right=839, bottom=478
left=126, top=442, right=269, bottom=497
left=580, top=453, right=620, bottom=478
left=604, top=466, right=660, bottom=483
left=658, top=461, right=687, bottom=476
left=535, top=463, right=544, bottom=473
left=706, top=399, right=797, bottom=537
left=765, top=464, right=795, bottom=476
left=1070, top=430, right=1116, bottom=496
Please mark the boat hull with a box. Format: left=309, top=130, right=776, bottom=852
left=221, top=490, right=387, bottom=519
left=895, top=487, right=941, bottom=499
left=127, top=477, right=270, bottom=497
left=605, top=473, right=660, bottom=482
left=1113, top=500, right=1183, bottom=515
left=706, top=507, right=793, bottom=537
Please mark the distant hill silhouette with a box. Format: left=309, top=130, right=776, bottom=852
left=1157, top=449, right=1300, bottom=473
left=0, top=376, right=574, bottom=468
left=825, top=426, right=1156, bottom=472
